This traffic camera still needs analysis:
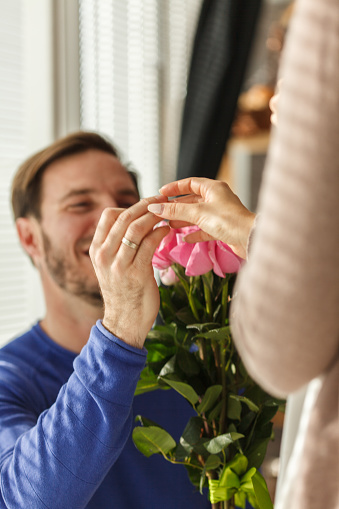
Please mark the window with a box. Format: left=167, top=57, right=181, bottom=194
left=0, top=1, right=31, bottom=345
left=0, top=0, right=200, bottom=345
left=79, top=0, right=200, bottom=197
left=0, top=0, right=53, bottom=345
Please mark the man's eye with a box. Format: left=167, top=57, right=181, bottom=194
left=69, top=202, right=92, bottom=210
left=118, top=202, right=135, bottom=209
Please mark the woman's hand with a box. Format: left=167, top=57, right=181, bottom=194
left=90, top=197, right=169, bottom=349
left=147, top=178, right=255, bottom=259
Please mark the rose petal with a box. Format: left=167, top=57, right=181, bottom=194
left=215, top=242, right=243, bottom=273
left=207, top=242, right=225, bottom=278
left=186, top=242, right=213, bottom=276
left=152, top=228, right=178, bottom=268
left=170, top=241, right=194, bottom=267
left=159, top=267, right=178, bottom=286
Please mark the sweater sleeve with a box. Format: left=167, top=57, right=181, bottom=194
left=230, top=0, right=339, bottom=398
left=0, top=322, right=146, bottom=509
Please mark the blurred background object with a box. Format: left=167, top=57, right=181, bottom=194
left=175, top=0, right=262, bottom=181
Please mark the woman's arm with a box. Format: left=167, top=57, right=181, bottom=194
left=230, top=0, right=339, bottom=397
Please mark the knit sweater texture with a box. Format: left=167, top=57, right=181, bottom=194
left=231, top=0, right=339, bottom=507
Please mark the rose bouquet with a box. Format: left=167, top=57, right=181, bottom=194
left=133, top=226, right=283, bottom=509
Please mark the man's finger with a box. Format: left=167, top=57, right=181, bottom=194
left=90, top=208, right=124, bottom=255
left=135, top=224, right=170, bottom=268
left=112, top=212, right=167, bottom=265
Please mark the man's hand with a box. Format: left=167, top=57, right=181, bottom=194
left=89, top=197, right=169, bottom=349
left=147, top=178, right=255, bottom=259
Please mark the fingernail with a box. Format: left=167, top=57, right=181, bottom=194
left=148, top=204, right=164, bottom=214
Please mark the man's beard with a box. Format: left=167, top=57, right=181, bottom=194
left=41, top=230, right=103, bottom=307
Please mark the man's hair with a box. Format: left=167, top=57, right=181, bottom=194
left=11, top=131, right=139, bottom=220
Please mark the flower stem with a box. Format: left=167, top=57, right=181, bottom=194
left=221, top=277, right=229, bottom=326
left=188, top=288, right=200, bottom=322
left=211, top=340, right=222, bottom=385
left=219, top=344, right=227, bottom=435
left=202, top=274, right=213, bottom=321
left=172, top=265, right=200, bottom=321
left=198, top=338, right=208, bottom=368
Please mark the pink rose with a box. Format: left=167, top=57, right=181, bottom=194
left=158, top=267, right=179, bottom=286
left=152, top=226, right=243, bottom=278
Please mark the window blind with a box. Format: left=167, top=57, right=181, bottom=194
left=0, top=0, right=30, bottom=345
left=79, top=0, right=161, bottom=198
left=79, top=0, right=201, bottom=197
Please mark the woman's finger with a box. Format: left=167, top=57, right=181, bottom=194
left=147, top=201, right=204, bottom=224
left=183, top=230, right=216, bottom=243
left=167, top=219, right=194, bottom=229
left=158, top=177, right=211, bottom=199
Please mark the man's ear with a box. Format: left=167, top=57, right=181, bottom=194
left=16, top=217, right=42, bottom=265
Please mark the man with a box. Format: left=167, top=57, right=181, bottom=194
left=0, top=132, right=210, bottom=508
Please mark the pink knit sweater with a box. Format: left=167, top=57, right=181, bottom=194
left=231, top=0, right=339, bottom=507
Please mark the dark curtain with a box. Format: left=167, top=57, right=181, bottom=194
left=176, top=0, right=262, bottom=180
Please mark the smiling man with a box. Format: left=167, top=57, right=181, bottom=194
left=0, top=132, right=210, bottom=508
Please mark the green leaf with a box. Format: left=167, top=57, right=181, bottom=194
left=252, top=471, right=274, bottom=509
left=132, top=426, right=176, bottom=458
left=197, top=385, right=222, bottom=414
left=204, top=432, right=244, bottom=454
left=159, top=377, right=199, bottom=406
left=175, top=308, right=197, bottom=325
left=229, top=394, right=260, bottom=413
left=252, top=421, right=274, bottom=442
left=246, top=437, right=271, bottom=470
left=200, top=455, right=222, bottom=495
left=256, top=404, right=279, bottom=427
left=146, top=325, right=175, bottom=341
left=193, top=326, right=231, bottom=342
left=180, top=416, right=204, bottom=454
left=237, top=411, right=256, bottom=435
left=202, top=270, right=214, bottom=290
left=184, top=462, right=205, bottom=488
left=208, top=400, right=222, bottom=422
left=134, top=367, right=159, bottom=395
left=205, top=454, right=222, bottom=471
left=244, top=385, right=283, bottom=408
left=158, top=355, right=177, bottom=378
left=212, top=303, right=222, bottom=322
left=144, top=341, right=176, bottom=364
left=135, top=415, right=163, bottom=428
left=173, top=442, right=190, bottom=460
left=176, top=347, right=201, bottom=376
left=158, top=286, right=177, bottom=318
left=187, top=322, right=220, bottom=333
left=227, top=395, right=242, bottom=420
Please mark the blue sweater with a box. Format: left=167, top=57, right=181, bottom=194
left=0, top=321, right=210, bottom=509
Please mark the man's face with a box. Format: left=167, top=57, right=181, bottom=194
left=36, top=149, right=139, bottom=307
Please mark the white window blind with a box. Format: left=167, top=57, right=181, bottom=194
left=0, top=0, right=30, bottom=345
left=79, top=0, right=161, bottom=198
left=160, top=0, right=201, bottom=184
left=79, top=0, right=201, bottom=197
